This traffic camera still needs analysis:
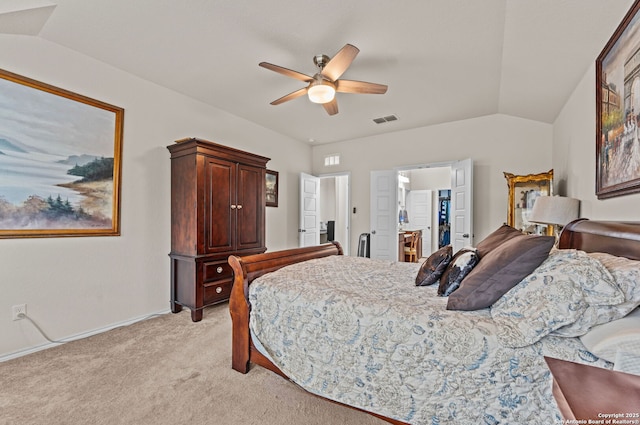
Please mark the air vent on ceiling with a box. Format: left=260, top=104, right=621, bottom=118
left=373, top=114, right=399, bottom=124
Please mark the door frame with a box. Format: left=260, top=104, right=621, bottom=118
left=394, top=162, right=452, bottom=258
left=318, top=171, right=351, bottom=256
left=393, top=160, right=472, bottom=257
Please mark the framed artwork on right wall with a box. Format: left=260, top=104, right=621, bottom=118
left=596, top=0, right=640, bottom=199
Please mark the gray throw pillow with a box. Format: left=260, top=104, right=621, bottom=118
left=415, top=245, right=453, bottom=286
left=446, top=234, right=555, bottom=311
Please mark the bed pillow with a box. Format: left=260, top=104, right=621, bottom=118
left=437, top=247, right=479, bottom=296
left=491, top=249, right=624, bottom=348
left=415, top=245, right=453, bottom=286
left=587, top=252, right=640, bottom=323
left=551, top=252, right=636, bottom=337
left=579, top=307, right=640, bottom=363
left=446, top=234, right=555, bottom=311
left=475, top=224, right=523, bottom=258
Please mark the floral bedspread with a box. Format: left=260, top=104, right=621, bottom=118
left=248, top=255, right=610, bottom=425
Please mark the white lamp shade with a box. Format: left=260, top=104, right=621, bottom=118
left=529, top=196, right=580, bottom=226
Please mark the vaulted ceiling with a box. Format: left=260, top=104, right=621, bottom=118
left=1, top=0, right=635, bottom=144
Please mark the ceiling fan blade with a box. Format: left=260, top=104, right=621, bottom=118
left=336, top=79, right=388, bottom=94
left=321, top=44, right=359, bottom=81
left=259, top=62, right=313, bottom=82
left=270, top=87, right=308, bottom=105
left=322, top=98, right=339, bottom=115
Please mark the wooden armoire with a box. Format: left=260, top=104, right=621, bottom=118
left=167, top=138, right=270, bottom=322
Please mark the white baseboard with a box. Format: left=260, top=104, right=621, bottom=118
left=0, top=308, right=172, bottom=362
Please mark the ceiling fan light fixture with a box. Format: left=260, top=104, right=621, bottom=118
left=307, top=79, right=336, bottom=104
left=260, top=43, right=386, bottom=114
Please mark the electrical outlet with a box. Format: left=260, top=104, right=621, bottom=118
left=12, top=304, right=26, bottom=321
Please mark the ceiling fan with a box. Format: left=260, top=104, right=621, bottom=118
left=259, top=44, right=388, bottom=116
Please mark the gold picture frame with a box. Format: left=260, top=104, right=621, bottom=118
left=503, top=170, right=553, bottom=235
left=0, top=68, right=124, bottom=238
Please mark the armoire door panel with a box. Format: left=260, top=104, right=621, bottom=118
left=205, top=157, right=235, bottom=253
left=236, top=164, right=264, bottom=250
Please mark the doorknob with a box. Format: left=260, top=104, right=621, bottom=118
left=462, top=233, right=469, bottom=238
left=371, top=230, right=376, bottom=234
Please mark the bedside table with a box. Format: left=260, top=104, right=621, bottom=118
left=545, top=357, right=640, bottom=421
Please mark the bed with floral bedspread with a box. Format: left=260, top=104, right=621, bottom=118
left=247, top=249, right=638, bottom=425
left=229, top=220, right=640, bottom=425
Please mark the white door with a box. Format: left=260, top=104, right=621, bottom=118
left=450, top=159, right=473, bottom=252
left=407, top=189, right=432, bottom=257
left=299, top=173, right=320, bottom=247
left=334, top=174, right=350, bottom=255
left=370, top=170, right=397, bottom=260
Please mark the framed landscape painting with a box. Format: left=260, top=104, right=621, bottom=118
left=0, top=68, right=124, bottom=238
left=266, top=169, right=278, bottom=207
left=596, top=0, right=640, bottom=199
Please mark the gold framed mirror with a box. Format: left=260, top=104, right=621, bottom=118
left=503, top=170, right=553, bottom=235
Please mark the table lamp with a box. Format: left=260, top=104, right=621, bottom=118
left=528, top=196, right=580, bottom=236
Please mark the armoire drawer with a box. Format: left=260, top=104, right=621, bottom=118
left=203, top=260, right=233, bottom=283
left=203, top=279, right=232, bottom=304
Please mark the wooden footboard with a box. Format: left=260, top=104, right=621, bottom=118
left=228, top=241, right=412, bottom=425
left=228, top=242, right=343, bottom=374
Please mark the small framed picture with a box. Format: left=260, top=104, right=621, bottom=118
left=266, top=169, right=278, bottom=207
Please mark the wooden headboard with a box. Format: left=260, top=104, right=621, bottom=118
left=558, top=219, right=640, bottom=260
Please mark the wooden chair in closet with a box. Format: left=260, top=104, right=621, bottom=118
left=404, top=232, right=419, bottom=263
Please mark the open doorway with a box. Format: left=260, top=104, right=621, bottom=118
left=319, top=173, right=350, bottom=255
left=398, top=165, right=451, bottom=259
left=370, top=160, right=472, bottom=261
left=303, top=172, right=350, bottom=255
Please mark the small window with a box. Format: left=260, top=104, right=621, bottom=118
left=324, top=154, right=340, bottom=166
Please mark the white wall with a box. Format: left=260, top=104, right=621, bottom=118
left=0, top=35, right=310, bottom=358
left=554, top=62, right=640, bottom=217
left=408, top=167, right=451, bottom=191
left=312, top=114, right=553, bottom=251
left=320, top=178, right=336, bottom=222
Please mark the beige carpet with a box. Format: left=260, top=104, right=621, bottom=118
left=0, top=303, right=386, bottom=425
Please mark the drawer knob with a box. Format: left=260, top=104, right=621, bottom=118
left=216, top=266, right=223, bottom=273
left=215, top=287, right=223, bottom=294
